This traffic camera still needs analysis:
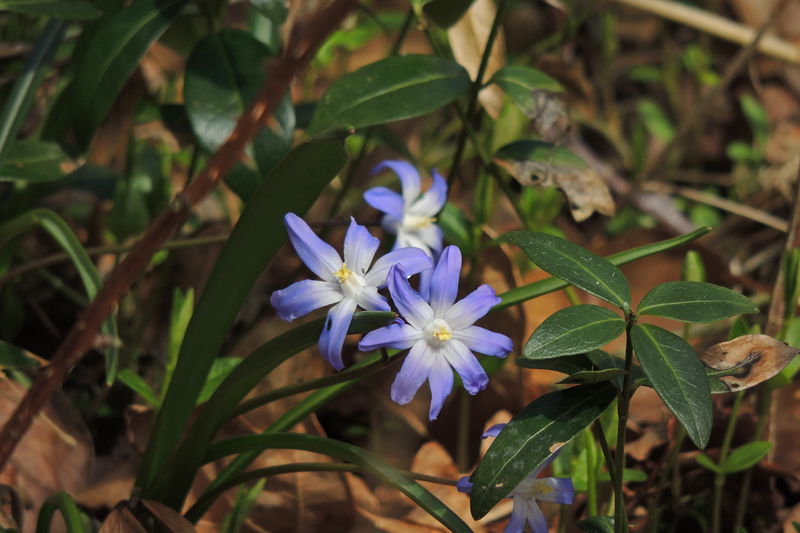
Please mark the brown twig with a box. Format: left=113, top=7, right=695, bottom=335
left=0, top=0, right=358, bottom=470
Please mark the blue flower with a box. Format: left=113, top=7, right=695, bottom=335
left=457, top=424, right=575, bottom=533
left=358, top=246, right=512, bottom=420
left=364, top=160, right=447, bottom=258
left=270, top=213, right=433, bottom=371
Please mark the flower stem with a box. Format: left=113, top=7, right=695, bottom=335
left=614, top=317, right=636, bottom=533
left=711, top=390, right=744, bottom=533
left=585, top=428, right=598, bottom=517
left=593, top=419, right=616, bottom=483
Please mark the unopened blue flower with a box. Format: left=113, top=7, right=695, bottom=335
left=270, top=213, right=432, bottom=371
left=458, top=424, right=575, bottom=533
left=358, top=246, right=512, bottom=420
left=364, top=160, right=447, bottom=258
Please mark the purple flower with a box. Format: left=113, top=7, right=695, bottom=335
left=364, top=160, right=447, bottom=258
left=270, top=213, right=432, bottom=371
left=358, top=246, right=512, bottom=420
left=458, top=425, right=575, bottom=533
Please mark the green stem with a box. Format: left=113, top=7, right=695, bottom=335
left=565, top=286, right=582, bottom=306
left=190, top=461, right=459, bottom=517
left=585, top=428, right=598, bottom=517
left=229, top=350, right=406, bottom=419
left=593, top=419, right=616, bottom=483
left=733, top=388, right=772, bottom=531
left=711, top=391, right=744, bottom=533
left=615, top=317, right=636, bottom=533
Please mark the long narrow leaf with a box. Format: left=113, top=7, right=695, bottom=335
left=136, top=135, right=351, bottom=495
left=203, top=433, right=473, bottom=533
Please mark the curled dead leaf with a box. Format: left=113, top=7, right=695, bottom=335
left=494, top=140, right=615, bottom=221
left=98, top=505, right=147, bottom=533
left=699, top=334, right=799, bottom=392
left=142, top=500, right=197, bottom=533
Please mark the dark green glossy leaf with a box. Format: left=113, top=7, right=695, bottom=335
left=638, top=281, right=758, bottom=323
left=723, top=441, right=771, bottom=473
left=184, top=29, right=294, bottom=201
left=488, top=65, right=564, bottom=117
left=631, top=324, right=712, bottom=448
left=422, top=0, right=474, bottom=28
left=495, top=227, right=711, bottom=312
left=469, top=383, right=618, bottom=519
left=308, top=55, right=471, bottom=135
left=557, top=368, right=628, bottom=385
left=0, top=141, right=72, bottom=182
left=791, top=523, right=800, bottom=533
left=515, top=353, right=594, bottom=373
left=524, top=304, right=625, bottom=359
left=136, top=135, right=351, bottom=498
left=586, top=349, right=644, bottom=390
left=577, top=516, right=614, bottom=533
left=248, top=0, right=287, bottom=25
left=0, top=209, right=119, bottom=382
left=0, top=0, right=99, bottom=18
left=695, top=453, right=721, bottom=473
left=204, top=433, right=472, bottom=533
left=71, top=0, right=188, bottom=147
left=504, top=232, right=631, bottom=309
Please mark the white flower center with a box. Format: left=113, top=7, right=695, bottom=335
left=402, top=214, right=436, bottom=232
left=424, top=318, right=452, bottom=347
left=333, top=262, right=366, bottom=299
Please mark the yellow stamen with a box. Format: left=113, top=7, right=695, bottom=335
left=432, top=326, right=451, bottom=341
left=418, top=216, right=436, bottom=228
left=333, top=263, right=353, bottom=282
left=537, top=481, right=554, bottom=495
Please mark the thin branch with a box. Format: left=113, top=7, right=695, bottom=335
left=0, top=0, right=359, bottom=471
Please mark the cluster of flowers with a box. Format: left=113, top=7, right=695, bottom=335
left=269, top=160, right=573, bottom=533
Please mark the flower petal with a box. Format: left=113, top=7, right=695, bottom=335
left=453, top=326, right=513, bottom=357
left=372, top=160, right=421, bottom=207
left=391, top=341, right=434, bottom=405
left=364, top=186, right=405, bottom=221
left=429, top=246, right=461, bottom=317
left=387, top=264, right=434, bottom=329
left=536, top=478, right=575, bottom=505
left=482, top=423, right=507, bottom=439
left=524, top=499, right=548, bottom=533
left=355, top=286, right=390, bottom=312
left=366, top=247, right=433, bottom=287
left=359, top=321, right=423, bottom=351
left=456, top=477, right=473, bottom=494
left=504, top=496, right=528, bottom=533
left=395, top=230, right=434, bottom=257
left=419, top=267, right=433, bottom=302
left=409, top=169, right=447, bottom=217
left=532, top=450, right=561, bottom=478
left=285, top=213, right=342, bottom=282
left=443, top=340, right=488, bottom=395
left=343, top=218, right=379, bottom=275
left=416, top=224, right=443, bottom=255
left=444, top=284, right=502, bottom=329
left=428, top=351, right=454, bottom=420
left=381, top=214, right=402, bottom=236
left=270, top=280, right=343, bottom=322
left=318, top=298, right=357, bottom=371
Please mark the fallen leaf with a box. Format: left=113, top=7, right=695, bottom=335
left=98, top=505, right=147, bottom=533
left=699, top=335, right=799, bottom=392
left=447, top=0, right=506, bottom=119
left=494, top=140, right=615, bottom=221
left=143, top=500, right=197, bottom=533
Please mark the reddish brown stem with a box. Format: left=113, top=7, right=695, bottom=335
left=0, top=0, right=358, bottom=470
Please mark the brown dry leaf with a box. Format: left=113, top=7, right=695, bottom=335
left=98, top=506, right=147, bottom=533
left=143, top=500, right=197, bottom=533
left=698, top=334, right=799, bottom=392
left=0, top=377, right=93, bottom=533
left=447, top=0, right=506, bottom=119
left=494, top=154, right=615, bottom=221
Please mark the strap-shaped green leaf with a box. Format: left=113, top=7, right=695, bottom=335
left=637, top=281, right=758, bottom=323
left=469, top=383, right=617, bottom=520
left=631, top=324, right=712, bottom=448
left=505, top=231, right=631, bottom=309
left=0, top=141, right=72, bottom=183
left=204, top=433, right=473, bottom=533
left=308, top=55, right=471, bottom=134
left=0, top=0, right=99, bottom=17
left=136, top=134, right=351, bottom=495
left=524, top=304, right=625, bottom=359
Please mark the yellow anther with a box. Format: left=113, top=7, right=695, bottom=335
left=432, top=326, right=451, bottom=341
left=537, top=481, right=554, bottom=495
left=419, top=216, right=436, bottom=228
left=333, top=263, right=353, bottom=282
